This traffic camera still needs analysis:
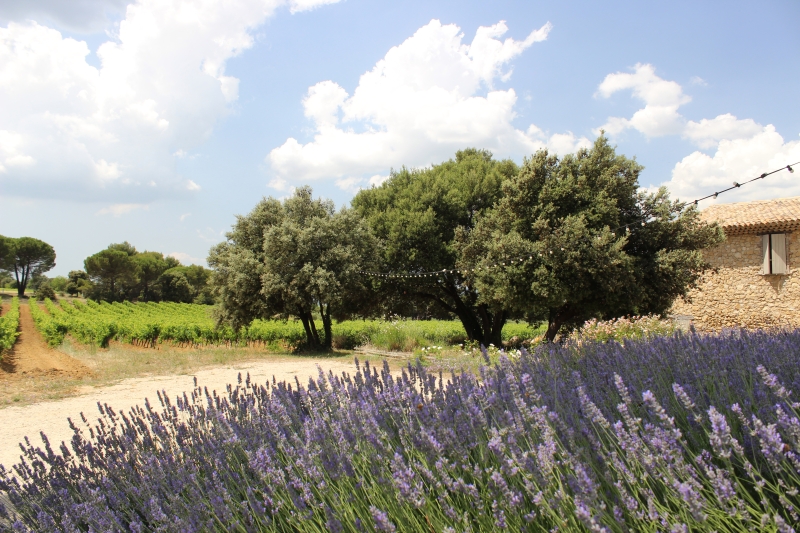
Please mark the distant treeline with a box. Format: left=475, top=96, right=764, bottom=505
left=69, top=242, right=214, bottom=304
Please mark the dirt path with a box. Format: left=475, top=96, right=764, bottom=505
left=0, top=303, right=396, bottom=471
left=0, top=302, right=91, bottom=378
left=0, top=357, right=366, bottom=470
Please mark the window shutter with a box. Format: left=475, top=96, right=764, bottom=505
left=762, top=234, right=771, bottom=274
left=771, top=233, right=787, bottom=274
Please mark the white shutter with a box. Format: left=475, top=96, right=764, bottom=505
left=762, top=234, right=771, bottom=274
left=771, top=233, right=787, bottom=274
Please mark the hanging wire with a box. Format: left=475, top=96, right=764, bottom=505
left=357, top=161, right=799, bottom=279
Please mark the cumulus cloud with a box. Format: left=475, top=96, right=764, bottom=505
left=0, top=0, right=341, bottom=201
left=268, top=19, right=589, bottom=185
left=288, top=0, right=342, bottom=14
left=663, top=127, right=800, bottom=204
left=0, top=129, right=35, bottom=172
left=682, top=113, right=763, bottom=149
left=368, top=174, right=389, bottom=187
left=335, top=176, right=364, bottom=193
left=596, top=63, right=690, bottom=137
left=168, top=251, right=205, bottom=265
left=595, top=64, right=800, bottom=203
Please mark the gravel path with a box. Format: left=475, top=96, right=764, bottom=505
left=0, top=357, right=363, bottom=470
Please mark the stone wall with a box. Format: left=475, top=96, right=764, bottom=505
left=670, top=232, right=799, bottom=331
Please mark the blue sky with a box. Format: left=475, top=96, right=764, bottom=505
left=0, top=0, right=798, bottom=276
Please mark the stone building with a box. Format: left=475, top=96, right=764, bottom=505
left=671, top=196, right=800, bottom=331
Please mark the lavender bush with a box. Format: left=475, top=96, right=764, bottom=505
left=2, top=330, right=800, bottom=532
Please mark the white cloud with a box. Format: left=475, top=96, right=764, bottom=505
left=661, top=127, right=800, bottom=204
left=335, top=176, right=364, bottom=193
left=268, top=19, right=587, bottom=186
left=597, top=63, right=689, bottom=106
left=689, top=76, right=707, bottom=87
left=682, top=113, right=763, bottom=149
left=525, top=125, right=592, bottom=155
left=0, top=129, right=35, bottom=172
left=0, top=0, right=341, bottom=201
left=180, top=212, right=191, bottom=221
left=368, top=174, right=389, bottom=187
left=596, top=63, right=689, bottom=137
left=267, top=177, right=290, bottom=191
left=593, top=64, right=800, bottom=203
left=168, top=251, right=205, bottom=265
left=94, top=158, right=121, bottom=181
left=288, top=0, right=341, bottom=14
left=185, top=179, right=201, bottom=191
left=96, top=202, right=149, bottom=216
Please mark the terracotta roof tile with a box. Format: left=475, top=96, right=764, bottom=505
left=700, top=196, right=800, bottom=235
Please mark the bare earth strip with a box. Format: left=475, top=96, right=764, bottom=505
left=0, top=302, right=91, bottom=377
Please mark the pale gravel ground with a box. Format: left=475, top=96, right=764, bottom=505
left=0, top=358, right=365, bottom=470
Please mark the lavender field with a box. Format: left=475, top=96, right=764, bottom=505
left=2, top=330, right=800, bottom=532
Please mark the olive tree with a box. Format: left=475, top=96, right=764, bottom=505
left=456, top=136, right=725, bottom=341
left=209, top=187, right=379, bottom=349
left=352, top=148, right=518, bottom=347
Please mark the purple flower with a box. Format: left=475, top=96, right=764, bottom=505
left=369, top=506, right=396, bottom=533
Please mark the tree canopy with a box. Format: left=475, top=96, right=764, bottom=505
left=85, top=246, right=138, bottom=301
left=1, top=236, right=57, bottom=297
left=352, top=148, right=518, bottom=346
left=456, top=136, right=725, bottom=341
left=209, top=186, right=379, bottom=348
left=84, top=242, right=210, bottom=302
left=66, top=270, right=92, bottom=297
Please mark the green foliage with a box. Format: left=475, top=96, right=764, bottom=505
left=49, top=275, right=68, bottom=293
left=0, top=297, right=21, bottom=353
left=0, top=271, right=13, bottom=289
left=210, top=186, right=379, bottom=348
left=28, top=298, right=539, bottom=353
left=133, top=251, right=171, bottom=301
left=0, top=235, right=12, bottom=272
left=457, top=136, right=725, bottom=341
left=352, top=148, right=519, bottom=346
left=33, top=282, right=57, bottom=301
left=83, top=243, right=212, bottom=303
left=1, top=236, right=57, bottom=297
left=28, top=299, right=68, bottom=347
left=158, top=265, right=213, bottom=304
left=85, top=247, right=138, bottom=301
left=65, top=270, right=92, bottom=296
left=158, top=269, right=193, bottom=303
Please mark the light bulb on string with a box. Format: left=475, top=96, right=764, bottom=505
left=789, top=165, right=795, bottom=173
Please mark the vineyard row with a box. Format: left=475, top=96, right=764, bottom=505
left=28, top=299, right=540, bottom=349
left=0, top=297, right=20, bottom=353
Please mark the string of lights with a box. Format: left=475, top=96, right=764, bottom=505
left=357, top=161, right=798, bottom=279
